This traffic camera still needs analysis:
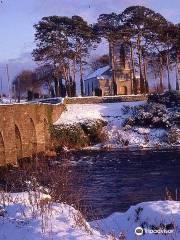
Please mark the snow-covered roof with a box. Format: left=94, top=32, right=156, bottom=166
left=85, top=66, right=110, bottom=80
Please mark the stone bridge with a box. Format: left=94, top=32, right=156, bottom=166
left=0, top=103, right=65, bottom=166
left=0, top=95, right=147, bottom=166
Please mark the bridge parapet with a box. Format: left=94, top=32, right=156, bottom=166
left=63, top=95, right=147, bottom=104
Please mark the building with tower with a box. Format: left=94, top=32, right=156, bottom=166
left=84, top=42, right=140, bottom=96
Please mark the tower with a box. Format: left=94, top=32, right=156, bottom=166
left=112, top=41, right=132, bottom=95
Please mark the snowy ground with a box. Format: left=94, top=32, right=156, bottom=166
left=55, top=101, right=173, bottom=148
left=55, top=101, right=144, bottom=126
left=0, top=192, right=104, bottom=240
left=0, top=192, right=180, bottom=240
left=92, top=200, right=180, bottom=240
left=0, top=97, right=13, bottom=104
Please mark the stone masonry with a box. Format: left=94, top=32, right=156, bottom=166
left=0, top=103, right=65, bottom=166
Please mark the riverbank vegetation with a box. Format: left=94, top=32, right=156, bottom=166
left=123, top=92, right=180, bottom=146
left=52, top=119, right=108, bottom=149
left=52, top=95, right=180, bottom=149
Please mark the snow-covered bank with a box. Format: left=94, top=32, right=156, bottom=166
left=91, top=200, right=180, bottom=240
left=0, top=192, right=104, bottom=240
left=0, top=192, right=180, bottom=240
left=55, top=101, right=144, bottom=126
left=55, top=101, right=180, bottom=149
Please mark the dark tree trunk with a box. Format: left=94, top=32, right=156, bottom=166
left=143, top=59, right=149, bottom=93
left=137, top=34, right=145, bottom=94
left=80, top=57, right=84, bottom=96
left=130, top=43, right=137, bottom=94
left=175, top=55, right=179, bottom=91
left=54, top=78, right=59, bottom=97
left=154, top=71, right=158, bottom=92
left=159, top=56, right=164, bottom=93
left=58, top=78, right=63, bottom=97
left=73, top=59, right=76, bottom=82
left=110, top=42, right=117, bottom=95
left=166, top=54, right=171, bottom=91
left=17, top=77, right=21, bottom=103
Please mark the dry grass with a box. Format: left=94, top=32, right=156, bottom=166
left=0, top=154, right=100, bottom=237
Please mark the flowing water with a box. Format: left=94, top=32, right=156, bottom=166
left=63, top=148, right=180, bottom=220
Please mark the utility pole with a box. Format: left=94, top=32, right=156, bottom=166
left=18, top=76, right=21, bottom=103
left=0, top=77, right=2, bottom=100
left=6, top=64, right=12, bottom=103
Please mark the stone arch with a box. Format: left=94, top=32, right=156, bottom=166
left=121, top=86, right=128, bottom=95
left=28, top=117, right=37, bottom=155
left=15, top=124, right=23, bottom=160
left=44, top=119, right=51, bottom=151
left=0, top=132, right=5, bottom=165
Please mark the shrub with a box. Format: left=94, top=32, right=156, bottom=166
left=124, top=103, right=174, bottom=129
left=168, top=127, right=180, bottom=144
left=80, top=119, right=108, bottom=144
left=52, top=119, right=108, bottom=148
left=53, top=123, right=89, bottom=149
left=148, top=91, right=179, bottom=107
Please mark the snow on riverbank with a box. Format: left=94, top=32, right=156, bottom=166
left=55, top=101, right=176, bottom=148
left=91, top=200, right=180, bottom=239
left=0, top=192, right=104, bottom=240
left=55, top=101, right=144, bottom=126
left=0, top=192, right=180, bottom=240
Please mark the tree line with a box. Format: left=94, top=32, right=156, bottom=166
left=12, top=65, right=76, bottom=101
left=13, top=5, right=180, bottom=99
left=95, top=6, right=180, bottom=94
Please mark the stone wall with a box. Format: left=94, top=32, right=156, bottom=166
left=0, top=103, right=65, bottom=166
left=64, top=95, right=147, bottom=104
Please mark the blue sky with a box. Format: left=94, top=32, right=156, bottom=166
left=0, top=0, right=179, bottom=61
left=0, top=0, right=179, bottom=92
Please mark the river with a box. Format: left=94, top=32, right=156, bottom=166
left=63, top=148, right=180, bottom=220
